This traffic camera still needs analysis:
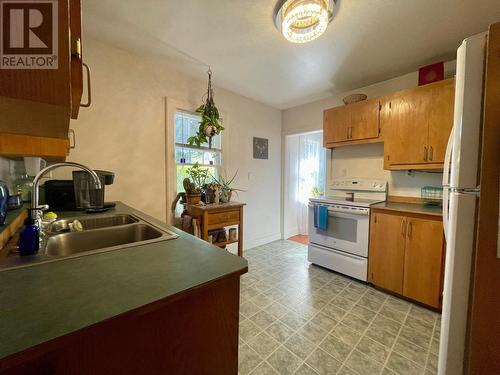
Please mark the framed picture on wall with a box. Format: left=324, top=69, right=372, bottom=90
left=253, top=137, right=269, bottom=159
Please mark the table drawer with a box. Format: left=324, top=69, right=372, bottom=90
left=208, top=210, right=240, bottom=226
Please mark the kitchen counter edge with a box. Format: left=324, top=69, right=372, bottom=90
left=371, top=201, right=443, bottom=217
left=0, top=202, right=248, bottom=361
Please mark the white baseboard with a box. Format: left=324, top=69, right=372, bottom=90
left=283, top=227, right=299, bottom=240
left=244, top=232, right=282, bottom=250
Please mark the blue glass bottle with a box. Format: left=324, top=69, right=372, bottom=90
left=18, top=216, right=39, bottom=256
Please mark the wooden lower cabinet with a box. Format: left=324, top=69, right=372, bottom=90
left=368, top=213, right=406, bottom=294
left=403, top=217, right=445, bottom=307
left=369, top=210, right=445, bottom=308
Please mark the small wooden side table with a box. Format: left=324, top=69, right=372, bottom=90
left=186, top=202, right=245, bottom=257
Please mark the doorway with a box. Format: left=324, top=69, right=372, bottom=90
left=284, top=131, right=327, bottom=243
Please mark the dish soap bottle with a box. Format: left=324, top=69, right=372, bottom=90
left=18, top=210, right=39, bottom=256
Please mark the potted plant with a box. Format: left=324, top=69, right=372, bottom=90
left=311, top=186, right=324, bottom=198
left=212, top=170, right=244, bottom=203
left=201, top=182, right=218, bottom=204
left=187, top=70, right=224, bottom=149
left=183, top=163, right=209, bottom=205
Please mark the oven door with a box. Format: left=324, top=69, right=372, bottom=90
left=308, top=204, right=369, bottom=257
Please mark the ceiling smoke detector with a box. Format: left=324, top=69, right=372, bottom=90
left=274, top=0, right=336, bottom=44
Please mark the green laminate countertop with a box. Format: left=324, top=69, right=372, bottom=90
left=0, top=202, right=248, bottom=360
left=372, top=201, right=443, bottom=217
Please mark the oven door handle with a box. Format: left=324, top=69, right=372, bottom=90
left=327, top=211, right=369, bottom=219
left=328, top=208, right=369, bottom=216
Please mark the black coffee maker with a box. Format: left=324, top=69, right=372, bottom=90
left=73, top=170, right=115, bottom=212
left=44, top=170, right=115, bottom=212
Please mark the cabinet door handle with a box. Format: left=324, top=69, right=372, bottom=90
left=429, top=146, right=434, bottom=161
left=68, top=129, right=76, bottom=149
left=81, top=63, right=92, bottom=108
left=424, top=146, right=428, bottom=161
left=401, top=218, right=406, bottom=237
left=71, top=38, right=82, bottom=60
left=407, top=221, right=412, bottom=238
left=346, top=127, right=350, bottom=140
left=349, top=127, right=353, bottom=139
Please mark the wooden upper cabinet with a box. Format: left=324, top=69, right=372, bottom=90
left=0, top=133, right=69, bottom=161
left=349, top=99, right=381, bottom=141
left=324, top=98, right=381, bottom=147
left=428, top=79, right=455, bottom=163
left=368, top=212, right=406, bottom=294
left=0, top=0, right=84, bottom=136
left=0, top=0, right=83, bottom=160
left=324, top=106, right=349, bottom=144
left=403, top=217, right=445, bottom=308
left=383, top=88, right=430, bottom=166
left=383, top=79, right=455, bottom=170
left=70, top=0, right=84, bottom=119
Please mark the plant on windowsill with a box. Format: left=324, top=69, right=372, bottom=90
left=183, top=163, right=209, bottom=205
left=211, top=170, right=245, bottom=203
left=311, top=186, right=324, bottom=197
left=187, top=69, right=224, bottom=149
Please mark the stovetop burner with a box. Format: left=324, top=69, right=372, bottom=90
left=310, top=178, right=388, bottom=208
left=309, top=196, right=385, bottom=207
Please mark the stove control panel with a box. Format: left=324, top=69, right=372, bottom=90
left=330, top=179, right=387, bottom=192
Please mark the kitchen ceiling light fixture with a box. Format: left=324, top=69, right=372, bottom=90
left=274, top=0, right=335, bottom=44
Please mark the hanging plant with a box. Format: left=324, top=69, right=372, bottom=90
left=187, top=69, right=224, bottom=148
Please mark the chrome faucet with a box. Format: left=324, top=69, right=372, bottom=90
left=31, top=162, right=102, bottom=224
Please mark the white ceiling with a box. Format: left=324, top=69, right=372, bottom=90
left=84, top=0, right=500, bottom=109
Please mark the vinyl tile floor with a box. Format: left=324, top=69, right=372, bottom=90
left=239, top=240, right=440, bottom=375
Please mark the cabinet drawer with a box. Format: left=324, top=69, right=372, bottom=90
left=208, top=211, right=240, bottom=226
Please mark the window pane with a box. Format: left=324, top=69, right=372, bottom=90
left=176, top=165, right=219, bottom=193
left=175, top=147, right=221, bottom=166
left=174, top=109, right=223, bottom=218
left=174, top=110, right=222, bottom=149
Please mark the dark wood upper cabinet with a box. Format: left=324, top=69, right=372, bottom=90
left=0, top=0, right=84, bottom=160
left=70, top=0, right=84, bottom=119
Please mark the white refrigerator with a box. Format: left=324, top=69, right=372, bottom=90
left=439, top=32, right=487, bottom=375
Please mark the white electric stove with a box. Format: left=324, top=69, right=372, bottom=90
left=308, top=178, right=387, bottom=281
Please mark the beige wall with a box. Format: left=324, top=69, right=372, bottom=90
left=0, top=157, right=11, bottom=185
left=68, top=38, right=282, bottom=249
left=282, top=61, right=456, bottom=197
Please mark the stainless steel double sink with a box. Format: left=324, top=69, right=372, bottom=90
left=0, top=213, right=178, bottom=271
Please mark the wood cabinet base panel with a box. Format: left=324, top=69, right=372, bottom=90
left=368, top=284, right=442, bottom=313
left=0, top=133, right=69, bottom=161
left=385, top=162, right=444, bottom=171
left=0, top=275, right=242, bottom=375
left=325, top=137, right=383, bottom=148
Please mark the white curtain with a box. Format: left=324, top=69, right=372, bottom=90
left=286, top=132, right=326, bottom=235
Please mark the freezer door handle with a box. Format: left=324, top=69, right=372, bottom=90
left=443, top=126, right=455, bottom=187
left=443, top=188, right=449, bottom=241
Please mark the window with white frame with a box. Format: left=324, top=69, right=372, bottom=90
left=174, top=110, right=222, bottom=197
